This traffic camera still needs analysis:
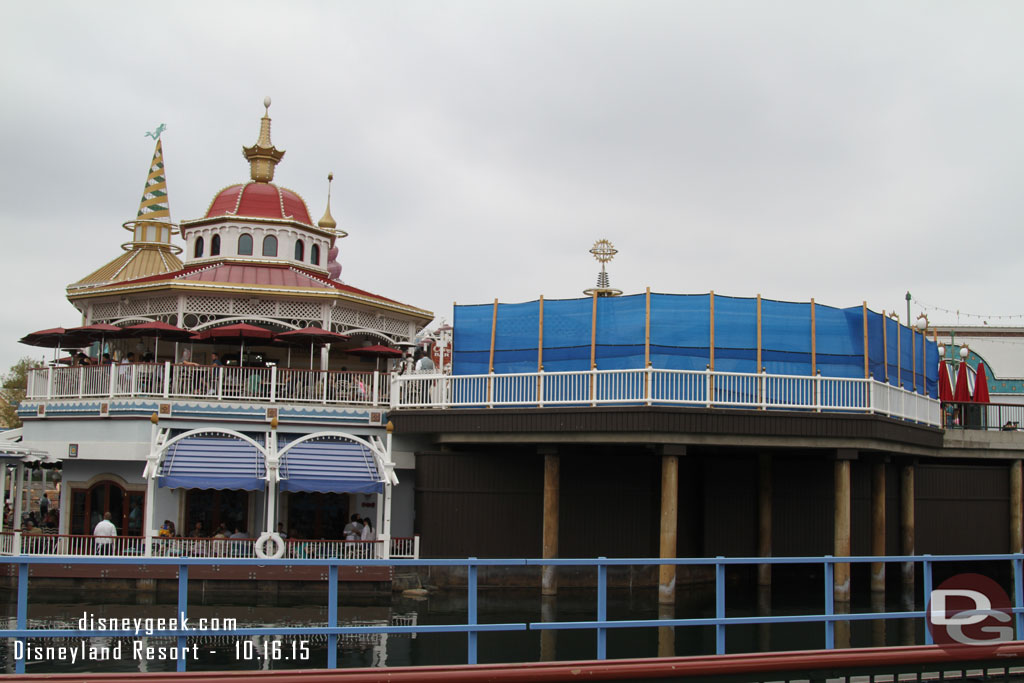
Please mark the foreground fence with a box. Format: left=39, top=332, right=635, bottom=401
left=1, top=553, right=1023, bottom=675
left=393, top=368, right=941, bottom=426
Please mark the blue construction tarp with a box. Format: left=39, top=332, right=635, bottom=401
left=453, top=293, right=938, bottom=397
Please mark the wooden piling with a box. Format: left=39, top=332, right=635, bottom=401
left=542, top=451, right=560, bottom=596
left=758, top=453, right=772, bottom=587
left=658, top=449, right=680, bottom=604
left=871, top=461, right=886, bottom=593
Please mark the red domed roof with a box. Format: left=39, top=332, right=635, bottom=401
left=205, top=182, right=313, bottom=225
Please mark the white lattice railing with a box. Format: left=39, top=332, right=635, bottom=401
left=1, top=532, right=421, bottom=559
left=26, top=364, right=390, bottom=408
left=392, top=368, right=942, bottom=426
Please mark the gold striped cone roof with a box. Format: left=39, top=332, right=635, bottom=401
left=69, top=248, right=183, bottom=289
left=137, top=139, right=170, bottom=221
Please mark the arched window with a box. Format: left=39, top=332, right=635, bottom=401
left=210, top=234, right=221, bottom=256
left=238, top=234, right=253, bottom=256
left=310, top=244, right=320, bottom=266
left=262, top=235, right=278, bottom=257
left=194, top=236, right=204, bottom=258
left=294, top=240, right=305, bottom=261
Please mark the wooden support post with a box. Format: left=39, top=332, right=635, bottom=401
left=756, top=294, right=762, bottom=372
left=658, top=449, right=680, bottom=604
left=810, top=298, right=817, bottom=376
left=901, top=462, right=915, bottom=594
left=871, top=461, right=886, bottom=593
left=645, top=288, right=652, bottom=400
left=1012, top=460, right=1023, bottom=554
left=542, top=450, right=560, bottom=596
left=590, top=292, right=598, bottom=402
left=709, top=291, right=715, bottom=371
left=882, top=310, right=889, bottom=383
left=862, top=302, right=869, bottom=379
left=834, top=453, right=853, bottom=603
left=911, top=327, right=917, bottom=393
left=537, top=296, right=544, bottom=400
left=488, top=298, right=498, bottom=401
left=758, top=453, right=772, bottom=587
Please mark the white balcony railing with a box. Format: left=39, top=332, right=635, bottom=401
left=1, top=532, right=421, bottom=560
left=391, top=367, right=942, bottom=427
left=26, top=363, right=390, bottom=408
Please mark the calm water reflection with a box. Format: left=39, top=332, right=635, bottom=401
left=0, top=578, right=931, bottom=674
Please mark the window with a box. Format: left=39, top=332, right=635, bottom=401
left=310, top=244, right=320, bottom=266
left=194, top=236, right=204, bottom=258
left=294, top=239, right=305, bottom=261
left=262, top=235, right=278, bottom=257
left=238, top=233, right=253, bottom=255
left=211, top=234, right=221, bottom=256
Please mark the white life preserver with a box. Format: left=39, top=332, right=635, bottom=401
left=253, top=532, right=286, bottom=559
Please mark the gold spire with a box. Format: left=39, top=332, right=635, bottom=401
left=318, top=173, right=337, bottom=230
left=242, top=96, right=286, bottom=182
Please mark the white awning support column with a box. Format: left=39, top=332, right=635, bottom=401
left=264, top=419, right=280, bottom=536
left=141, top=413, right=164, bottom=558
left=13, top=463, right=24, bottom=530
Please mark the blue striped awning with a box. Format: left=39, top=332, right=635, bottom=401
left=279, top=439, right=382, bottom=494
left=160, top=437, right=266, bottom=491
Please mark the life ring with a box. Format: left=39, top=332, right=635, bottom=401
left=253, top=532, right=286, bottom=559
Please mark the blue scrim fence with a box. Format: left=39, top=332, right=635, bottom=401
left=2, top=553, right=1022, bottom=673
left=454, top=294, right=939, bottom=398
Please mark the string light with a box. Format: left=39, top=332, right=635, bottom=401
left=913, top=298, right=1024, bottom=324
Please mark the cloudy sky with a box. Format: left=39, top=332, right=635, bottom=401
left=1, top=1, right=1022, bottom=372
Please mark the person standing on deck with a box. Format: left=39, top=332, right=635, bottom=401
left=94, top=512, right=117, bottom=555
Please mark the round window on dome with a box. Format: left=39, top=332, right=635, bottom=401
left=211, top=234, right=221, bottom=257
left=263, top=235, right=278, bottom=257
left=294, top=239, right=305, bottom=262
left=194, top=236, right=204, bottom=259
left=310, top=244, right=320, bottom=266
left=238, top=234, right=253, bottom=256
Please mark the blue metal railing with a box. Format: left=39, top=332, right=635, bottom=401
left=1, top=553, right=1022, bottom=674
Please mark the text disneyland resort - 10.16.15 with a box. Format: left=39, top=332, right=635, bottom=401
left=14, top=611, right=312, bottom=664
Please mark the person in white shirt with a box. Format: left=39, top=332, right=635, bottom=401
left=360, top=518, right=375, bottom=541
left=93, top=512, right=117, bottom=555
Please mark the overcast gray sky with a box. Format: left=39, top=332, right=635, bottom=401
left=2, top=1, right=1022, bottom=372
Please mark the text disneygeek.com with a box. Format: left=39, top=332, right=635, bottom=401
left=13, top=611, right=311, bottom=663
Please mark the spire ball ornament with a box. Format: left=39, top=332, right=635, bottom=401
left=590, top=239, right=618, bottom=264
left=264, top=96, right=272, bottom=111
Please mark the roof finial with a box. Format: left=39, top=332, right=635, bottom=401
left=318, top=172, right=337, bottom=230
left=583, top=239, right=622, bottom=297
left=243, top=96, right=285, bottom=183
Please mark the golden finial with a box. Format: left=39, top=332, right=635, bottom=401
left=584, top=239, right=622, bottom=297
left=318, top=172, right=337, bottom=230
left=242, top=96, right=286, bottom=183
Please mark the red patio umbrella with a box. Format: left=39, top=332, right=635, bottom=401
left=19, top=327, right=91, bottom=361
left=121, top=321, right=195, bottom=362
left=275, top=327, right=351, bottom=369
left=952, top=361, right=972, bottom=403
left=192, top=323, right=277, bottom=365
left=68, top=323, right=125, bottom=360
left=937, top=361, right=953, bottom=403
left=972, top=362, right=990, bottom=404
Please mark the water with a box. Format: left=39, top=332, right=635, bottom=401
left=0, top=577, right=935, bottom=675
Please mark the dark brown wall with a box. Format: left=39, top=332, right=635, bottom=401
left=703, top=452, right=758, bottom=556
left=773, top=454, right=834, bottom=557
left=558, top=449, right=661, bottom=558
left=916, top=462, right=1010, bottom=555
left=415, top=450, right=543, bottom=558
